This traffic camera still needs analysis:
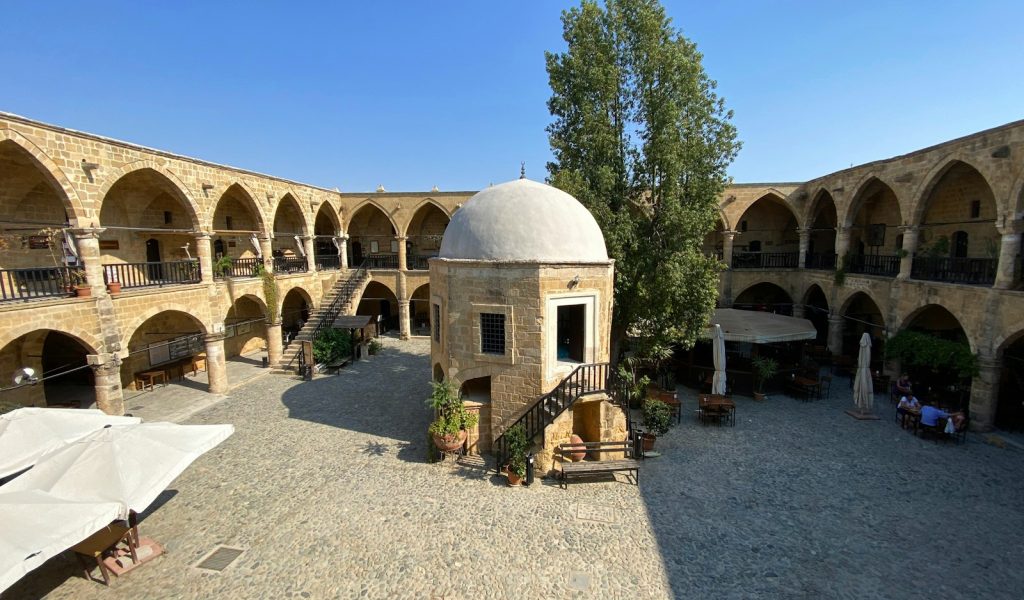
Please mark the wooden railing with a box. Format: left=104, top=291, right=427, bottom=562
left=315, top=254, right=341, bottom=271
left=732, top=251, right=799, bottom=269
left=846, top=254, right=900, bottom=276
left=493, top=362, right=611, bottom=472
left=0, top=266, right=83, bottom=302
left=365, top=254, right=399, bottom=269
left=213, top=257, right=261, bottom=279
left=273, top=257, right=308, bottom=273
left=911, top=256, right=997, bottom=285
left=103, top=260, right=200, bottom=290
left=805, top=253, right=837, bottom=270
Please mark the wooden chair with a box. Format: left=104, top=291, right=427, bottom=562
left=70, top=514, right=138, bottom=586
left=819, top=375, right=832, bottom=400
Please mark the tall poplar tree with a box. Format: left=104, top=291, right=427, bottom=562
left=546, top=0, right=739, bottom=358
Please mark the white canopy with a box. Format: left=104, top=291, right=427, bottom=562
left=711, top=324, right=728, bottom=395
left=0, top=490, right=121, bottom=593
left=0, top=408, right=141, bottom=479
left=852, top=333, right=874, bottom=414
left=702, top=308, right=817, bottom=344
left=2, top=422, right=234, bottom=519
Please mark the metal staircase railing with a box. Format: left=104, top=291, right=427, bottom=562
left=293, top=262, right=369, bottom=370
left=493, top=362, right=612, bottom=472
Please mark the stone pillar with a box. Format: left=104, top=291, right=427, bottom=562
left=90, top=356, right=124, bottom=415
left=993, top=229, right=1021, bottom=289
left=968, top=355, right=1001, bottom=432
left=396, top=235, right=408, bottom=271
left=722, top=231, right=736, bottom=268
left=204, top=333, right=228, bottom=394
left=196, top=233, right=214, bottom=284
left=792, top=304, right=805, bottom=319
left=259, top=236, right=274, bottom=273
left=266, top=321, right=283, bottom=367
left=398, top=300, right=411, bottom=340
left=338, top=235, right=349, bottom=269
left=71, top=228, right=107, bottom=294
left=897, top=225, right=919, bottom=280
left=303, top=235, right=316, bottom=272
left=834, top=227, right=851, bottom=268
left=826, top=315, right=844, bottom=356
left=798, top=228, right=810, bottom=268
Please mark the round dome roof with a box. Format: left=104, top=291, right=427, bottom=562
left=438, top=179, right=608, bottom=262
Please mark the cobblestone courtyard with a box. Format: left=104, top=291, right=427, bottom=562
left=6, top=338, right=1022, bottom=599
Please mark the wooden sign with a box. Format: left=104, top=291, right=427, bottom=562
left=28, top=236, right=50, bottom=249
left=99, top=240, right=120, bottom=250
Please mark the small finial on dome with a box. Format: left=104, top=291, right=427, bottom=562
left=520, top=162, right=526, bottom=179
left=376, top=184, right=386, bottom=193
left=431, top=185, right=439, bottom=192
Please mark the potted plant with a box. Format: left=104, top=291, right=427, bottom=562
left=751, top=355, right=778, bottom=401
left=426, top=379, right=478, bottom=453
left=70, top=269, right=91, bottom=297
left=503, top=423, right=529, bottom=486
left=213, top=255, right=234, bottom=278
left=641, top=399, right=672, bottom=452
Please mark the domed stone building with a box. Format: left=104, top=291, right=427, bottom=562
left=429, top=178, right=626, bottom=473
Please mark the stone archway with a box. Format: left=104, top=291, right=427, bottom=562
left=225, top=295, right=269, bottom=363
left=734, top=282, right=794, bottom=315
left=410, top=283, right=431, bottom=336
left=801, top=284, right=829, bottom=343
left=0, top=329, right=97, bottom=411
left=806, top=190, right=837, bottom=269
left=995, top=331, right=1024, bottom=431
left=838, top=292, right=885, bottom=361
left=313, top=203, right=342, bottom=269
left=122, top=309, right=209, bottom=393
left=281, top=287, right=313, bottom=340
left=357, top=281, right=399, bottom=333
left=272, top=194, right=309, bottom=271
left=405, top=201, right=450, bottom=270
left=211, top=183, right=266, bottom=263
left=732, top=193, right=800, bottom=268
left=346, top=202, right=398, bottom=268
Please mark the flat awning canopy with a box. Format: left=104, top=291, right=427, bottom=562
left=702, top=308, right=817, bottom=344
left=332, top=315, right=374, bottom=330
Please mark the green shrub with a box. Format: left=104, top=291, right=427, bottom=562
left=884, top=330, right=978, bottom=379
left=368, top=338, right=383, bottom=355
left=643, top=399, right=672, bottom=436
left=504, top=423, right=530, bottom=478
left=425, top=379, right=478, bottom=438
left=312, top=327, right=352, bottom=363
left=751, top=356, right=778, bottom=394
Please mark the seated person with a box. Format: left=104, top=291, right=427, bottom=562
left=919, top=404, right=951, bottom=428
left=897, top=394, right=921, bottom=414
left=895, top=373, right=912, bottom=396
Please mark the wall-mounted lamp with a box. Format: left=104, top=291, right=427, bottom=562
left=568, top=274, right=580, bottom=289
left=202, top=182, right=215, bottom=191
left=81, top=160, right=100, bottom=182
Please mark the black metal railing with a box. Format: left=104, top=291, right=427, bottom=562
left=731, top=251, right=799, bottom=269
left=846, top=254, right=900, bottom=277
left=0, top=266, right=83, bottom=302
left=493, top=362, right=610, bottom=472
left=911, top=256, right=997, bottom=285
left=315, top=254, right=341, bottom=271
left=295, top=262, right=369, bottom=370
left=273, top=257, right=308, bottom=273
left=408, top=254, right=434, bottom=270
left=103, top=260, right=200, bottom=290
left=732, top=302, right=794, bottom=316
left=804, top=253, right=837, bottom=270
left=213, top=257, right=262, bottom=279
left=365, top=254, right=399, bottom=269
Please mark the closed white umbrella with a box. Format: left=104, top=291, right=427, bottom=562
left=852, top=332, right=874, bottom=415
left=0, top=408, right=140, bottom=479
left=712, top=324, right=728, bottom=395
left=0, top=489, right=121, bottom=593
left=2, top=422, right=233, bottom=519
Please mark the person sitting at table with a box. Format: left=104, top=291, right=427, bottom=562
left=920, top=404, right=951, bottom=428
left=896, top=394, right=921, bottom=428
left=895, top=373, right=912, bottom=396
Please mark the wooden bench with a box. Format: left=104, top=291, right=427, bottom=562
left=557, top=440, right=641, bottom=489
left=325, top=356, right=352, bottom=373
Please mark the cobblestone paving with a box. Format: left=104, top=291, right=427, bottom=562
left=6, top=339, right=1023, bottom=599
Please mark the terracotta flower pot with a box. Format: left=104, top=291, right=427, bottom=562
left=507, top=471, right=523, bottom=486
left=432, top=429, right=467, bottom=453
left=642, top=433, right=656, bottom=452
left=74, top=285, right=92, bottom=298
left=754, top=392, right=766, bottom=401
left=568, top=434, right=587, bottom=462
left=107, top=282, right=121, bottom=295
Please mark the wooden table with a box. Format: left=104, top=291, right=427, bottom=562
left=70, top=523, right=137, bottom=586
left=698, top=394, right=735, bottom=426
left=134, top=370, right=167, bottom=392
left=789, top=376, right=821, bottom=401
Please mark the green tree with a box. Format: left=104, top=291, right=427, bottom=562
left=546, top=0, right=739, bottom=357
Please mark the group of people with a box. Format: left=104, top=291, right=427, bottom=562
left=894, top=373, right=966, bottom=433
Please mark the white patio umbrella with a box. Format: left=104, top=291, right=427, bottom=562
left=712, top=324, right=728, bottom=395
left=852, top=332, right=875, bottom=415
left=0, top=408, right=141, bottom=479
left=2, top=422, right=234, bottom=519
left=0, top=489, right=121, bottom=593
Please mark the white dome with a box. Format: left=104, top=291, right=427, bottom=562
left=438, top=179, right=608, bottom=262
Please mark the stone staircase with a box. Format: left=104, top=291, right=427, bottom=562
left=276, top=265, right=369, bottom=373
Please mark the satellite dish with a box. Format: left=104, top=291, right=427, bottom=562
left=13, top=367, right=37, bottom=385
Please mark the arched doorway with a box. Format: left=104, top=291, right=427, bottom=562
left=806, top=191, right=837, bottom=269
left=0, top=330, right=96, bottom=410
left=802, top=285, right=829, bottom=343
left=122, top=310, right=208, bottom=393
left=898, top=304, right=971, bottom=409
left=839, top=292, right=885, bottom=362
left=406, top=202, right=450, bottom=270
left=281, top=288, right=312, bottom=341
left=732, top=194, right=799, bottom=268
left=734, top=282, right=794, bottom=315
left=211, top=184, right=264, bottom=272
left=410, top=284, right=431, bottom=336
left=996, top=333, right=1024, bottom=431
left=357, top=282, right=399, bottom=333
left=846, top=178, right=902, bottom=276
left=272, top=194, right=308, bottom=273
left=225, top=295, right=268, bottom=365
left=313, top=204, right=341, bottom=270
left=914, top=161, right=999, bottom=285
left=460, top=375, right=492, bottom=454
left=347, top=204, right=397, bottom=269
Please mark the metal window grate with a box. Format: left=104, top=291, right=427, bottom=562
left=480, top=313, right=505, bottom=355
left=195, top=546, right=245, bottom=572
left=432, top=303, right=441, bottom=342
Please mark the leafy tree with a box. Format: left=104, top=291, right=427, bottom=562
left=546, top=0, right=739, bottom=358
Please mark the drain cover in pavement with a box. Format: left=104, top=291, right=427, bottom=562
left=195, top=546, right=245, bottom=572
left=568, top=572, right=592, bottom=591
left=576, top=503, right=616, bottom=523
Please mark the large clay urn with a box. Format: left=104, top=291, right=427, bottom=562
left=568, top=434, right=587, bottom=462
left=432, top=429, right=467, bottom=453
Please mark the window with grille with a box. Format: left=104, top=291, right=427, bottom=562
left=432, top=304, right=441, bottom=342
left=480, top=313, right=505, bottom=355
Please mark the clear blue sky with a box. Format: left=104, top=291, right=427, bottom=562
left=3, top=1, right=1021, bottom=192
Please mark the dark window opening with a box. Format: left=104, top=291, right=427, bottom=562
left=740, top=220, right=748, bottom=232
left=480, top=313, right=505, bottom=355
left=432, top=304, right=441, bottom=343
left=969, top=200, right=981, bottom=219
left=557, top=304, right=586, bottom=362
left=213, top=239, right=226, bottom=258
left=748, top=240, right=761, bottom=252
left=951, top=231, right=968, bottom=258
left=163, top=210, right=172, bottom=225
left=225, top=215, right=234, bottom=230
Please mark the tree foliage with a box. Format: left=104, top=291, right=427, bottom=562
left=884, top=330, right=978, bottom=379
left=546, top=0, right=739, bottom=356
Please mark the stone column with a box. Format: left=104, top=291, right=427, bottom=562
left=196, top=233, right=214, bottom=284
left=968, top=355, right=1001, bottom=432
left=338, top=235, right=349, bottom=269
left=792, top=304, right=805, bottom=319
left=258, top=236, right=274, bottom=273
left=398, top=301, right=411, bottom=340
left=70, top=228, right=107, bottom=294
left=90, top=356, right=124, bottom=415
left=897, top=225, right=919, bottom=280
left=266, top=321, right=283, bottom=367
left=826, top=315, right=844, bottom=356
left=396, top=235, right=408, bottom=271
left=204, top=333, right=228, bottom=394
left=834, top=226, right=851, bottom=268
left=993, top=228, right=1021, bottom=289
left=303, top=235, right=316, bottom=272
left=798, top=228, right=810, bottom=268
left=722, top=231, right=736, bottom=268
